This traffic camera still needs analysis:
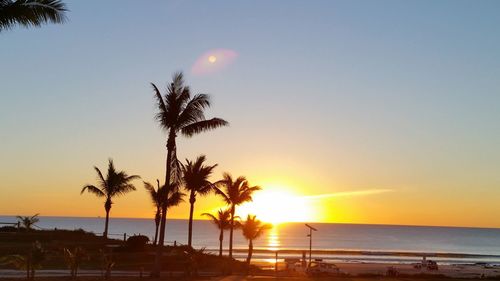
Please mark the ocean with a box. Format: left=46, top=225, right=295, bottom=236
left=2, top=216, right=500, bottom=265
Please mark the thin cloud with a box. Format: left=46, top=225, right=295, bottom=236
left=304, top=189, right=394, bottom=199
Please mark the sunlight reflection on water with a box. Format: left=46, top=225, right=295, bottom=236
left=267, top=225, right=280, bottom=251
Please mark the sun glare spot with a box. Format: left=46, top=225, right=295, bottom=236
left=236, top=186, right=313, bottom=224
left=191, top=48, right=238, bottom=75
left=208, top=55, right=217, bottom=63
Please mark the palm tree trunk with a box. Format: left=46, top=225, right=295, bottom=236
left=153, top=130, right=176, bottom=277
left=246, top=239, right=253, bottom=274
left=153, top=212, right=160, bottom=246
left=153, top=204, right=167, bottom=276
left=218, top=229, right=223, bottom=257
left=229, top=204, right=235, bottom=259
left=104, top=198, right=112, bottom=238
left=187, top=191, right=196, bottom=248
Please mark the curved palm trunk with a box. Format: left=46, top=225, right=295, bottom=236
left=218, top=229, right=224, bottom=257
left=153, top=131, right=176, bottom=277
left=187, top=191, right=196, bottom=248
left=229, top=204, right=235, bottom=259
left=103, top=198, right=112, bottom=238
left=246, top=239, right=254, bottom=267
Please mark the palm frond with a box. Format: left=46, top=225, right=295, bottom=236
left=81, top=185, right=105, bottom=197
left=180, top=118, right=228, bottom=137
left=0, top=0, right=67, bottom=32
left=151, top=83, right=169, bottom=129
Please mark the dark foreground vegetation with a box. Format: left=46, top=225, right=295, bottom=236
left=0, top=227, right=252, bottom=279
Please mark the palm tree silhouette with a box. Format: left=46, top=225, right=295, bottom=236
left=151, top=72, right=227, bottom=275
left=215, top=173, right=261, bottom=259
left=16, top=214, right=40, bottom=231
left=81, top=159, right=139, bottom=238
left=238, top=215, right=271, bottom=270
left=143, top=180, right=162, bottom=246
left=0, top=0, right=67, bottom=32
left=201, top=209, right=232, bottom=257
left=181, top=155, right=217, bottom=248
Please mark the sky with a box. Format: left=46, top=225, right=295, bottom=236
left=1, top=0, right=500, bottom=228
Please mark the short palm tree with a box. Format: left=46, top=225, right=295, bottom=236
left=151, top=72, right=228, bottom=276
left=143, top=180, right=162, bottom=246
left=238, top=215, right=271, bottom=269
left=201, top=209, right=232, bottom=256
left=81, top=159, right=139, bottom=238
left=0, top=0, right=67, bottom=32
left=1, top=241, right=45, bottom=280
left=144, top=179, right=185, bottom=245
left=63, top=247, right=88, bottom=279
left=16, top=214, right=39, bottom=231
left=214, top=173, right=261, bottom=259
left=181, top=155, right=217, bottom=248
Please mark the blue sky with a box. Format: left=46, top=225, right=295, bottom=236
left=1, top=0, right=500, bottom=226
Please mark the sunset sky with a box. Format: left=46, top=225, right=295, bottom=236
left=1, top=1, right=500, bottom=228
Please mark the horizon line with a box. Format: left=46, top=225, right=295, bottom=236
left=2, top=214, right=500, bottom=230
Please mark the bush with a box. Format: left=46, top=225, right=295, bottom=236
left=125, top=235, right=149, bottom=251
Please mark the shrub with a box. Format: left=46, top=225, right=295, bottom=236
left=125, top=235, right=149, bottom=251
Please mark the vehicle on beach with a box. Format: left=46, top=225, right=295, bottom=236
left=306, top=261, right=340, bottom=276
left=413, top=257, right=439, bottom=271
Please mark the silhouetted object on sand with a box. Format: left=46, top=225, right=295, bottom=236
left=0, top=0, right=67, bottom=32
left=81, top=159, right=139, bottom=238
left=151, top=71, right=228, bottom=276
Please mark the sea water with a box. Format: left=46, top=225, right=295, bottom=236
left=2, top=216, right=500, bottom=264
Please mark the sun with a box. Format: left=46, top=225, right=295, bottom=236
left=208, top=55, right=217, bottom=63
left=236, top=186, right=313, bottom=224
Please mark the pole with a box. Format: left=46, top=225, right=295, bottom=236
left=308, top=228, right=312, bottom=267
left=275, top=251, right=278, bottom=275
left=305, top=224, right=317, bottom=269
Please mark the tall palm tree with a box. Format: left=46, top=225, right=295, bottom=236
left=16, top=214, right=39, bottom=231
left=214, top=173, right=261, bottom=259
left=181, top=155, right=217, bottom=248
left=238, top=215, right=271, bottom=269
left=151, top=72, right=228, bottom=276
left=143, top=180, right=162, bottom=246
left=0, top=0, right=67, bottom=32
left=201, top=209, right=232, bottom=257
left=81, top=159, right=139, bottom=238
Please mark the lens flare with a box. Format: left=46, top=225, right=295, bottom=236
left=191, top=49, right=238, bottom=75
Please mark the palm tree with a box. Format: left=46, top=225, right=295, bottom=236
left=151, top=72, right=228, bottom=276
left=63, top=247, right=88, bottom=279
left=1, top=241, right=45, bottom=279
left=0, top=0, right=67, bottom=32
left=81, top=159, right=139, bottom=238
left=143, top=180, right=162, bottom=246
left=16, top=214, right=39, bottom=231
left=181, top=155, right=217, bottom=248
left=144, top=179, right=185, bottom=245
left=214, top=173, right=261, bottom=259
left=201, top=209, right=232, bottom=257
left=238, top=215, right=271, bottom=270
